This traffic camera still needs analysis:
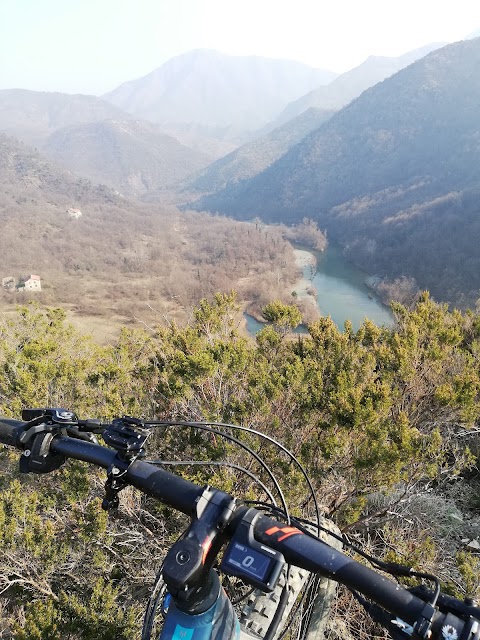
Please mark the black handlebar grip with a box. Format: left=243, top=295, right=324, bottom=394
left=0, top=418, right=23, bottom=447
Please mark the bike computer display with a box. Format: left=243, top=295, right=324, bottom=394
left=221, top=509, right=284, bottom=592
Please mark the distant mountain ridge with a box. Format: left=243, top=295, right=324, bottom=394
left=191, top=38, right=480, bottom=304
left=265, top=43, right=446, bottom=129
left=185, top=107, right=335, bottom=194
left=44, top=119, right=210, bottom=195
left=0, top=89, right=129, bottom=147
left=103, top=49, right=337, bottom=140
left=0, top=89, right=211, bottom=195
left=194, top=38, right=480, bottom=222
left=183, top=43, right=446, bottom=196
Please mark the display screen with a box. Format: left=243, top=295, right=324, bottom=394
left=224, top=542, right=271, bottom=581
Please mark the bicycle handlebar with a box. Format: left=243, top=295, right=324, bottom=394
left=53, top=437, right=204, bottom=515
left=1, top=417, right=479, bottom=640
left=0, top=418, right=20, bottom=447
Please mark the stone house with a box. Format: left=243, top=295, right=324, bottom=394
left=19, top=275, right=42, bottom=291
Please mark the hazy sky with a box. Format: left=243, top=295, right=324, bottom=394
left=1, top=0, right=479, bottom=95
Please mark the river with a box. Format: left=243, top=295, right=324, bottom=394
left=245, top=243, right=393, bottom=334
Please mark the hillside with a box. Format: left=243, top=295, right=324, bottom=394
left=265, top=42, right=445, bottom=130
left=0, top=89, right=129, bottom=147
left=103, top=49, right=337, bottom=140
left=0, top=132, right=123, bottom=206
left=0, top=89, right=214, bottom=196
left=191, top=38, right=480, bottom=305
left=44, top=119, right=210, bottom=195
left=185, top=107, right=335, bottom=194
left=183, top=44, right=443, bottom=198
left=0, top=134, right=299, bottom=335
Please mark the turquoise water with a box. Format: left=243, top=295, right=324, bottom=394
left=245, top=244, right=393, bottom=335
left=308, top=243, right=393, bottom=330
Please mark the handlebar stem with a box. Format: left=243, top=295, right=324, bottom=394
left=163, top=486, right=236, bottom=609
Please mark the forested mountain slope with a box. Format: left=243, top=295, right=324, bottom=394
left=44, top=119, right=210, bottom=195
left=0, top=132, right=122, bottom=206
left=0, top=90, right=211, bottom=196
left=0, top=89, right=129, bottom=147
left=192, top=38, right=480, bottom=305
left=186, top=107, right=335, bottom=194
left=103, top=49, right=337, bottom=139
left=264, top=42, right=444, bottom=130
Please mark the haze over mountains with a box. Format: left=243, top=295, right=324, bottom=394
left=0, top=44, right=460, bottom=200
left=0, top=89, right=127, bottom=147
left=0, top=51, right=339, bottom=195
left=192, top=38, right=480, bottom=304
left=103, top=49, right=337, bottom=143
left=184, top=43, right=446, bottom=195
left=2, top=36, right=480, bottom=308
left=186, top=107, right=336, bottom=194
left=44, top=120, right=209, bottom=195
left=0, top=89, right=211, bottom=195
left=266, top=43, right=445, bottom=129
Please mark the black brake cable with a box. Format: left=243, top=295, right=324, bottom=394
left=148, top=421, right=309, bottom=639
left=296, top=521, right=442, bottom=607
left=146, top=421, right=291, bottom=524
left=147, top=422, right=293, bottom=640
left=252, top=503, right=442, bottom=606
left=195, top=421, right=320, bottom=529
left=68, top=418, right=442, bottom=635
left=147, top=420, right=321, bottom=530
left=145, top=459, right=278, bottom=507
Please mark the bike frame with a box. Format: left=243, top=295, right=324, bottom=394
left=160, top=573, right=242, bottom=640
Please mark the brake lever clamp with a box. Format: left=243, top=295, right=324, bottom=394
left=101, top=417, right=151, bottom=511
left=18, top=408, right=78, bottom=474
left=102, top=463, right=129, bottom=511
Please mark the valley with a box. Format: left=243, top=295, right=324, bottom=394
left=2, top=13, right=480, bottom=640
left=2, top=39, right=480, bottom=337
left=188, top=38, right=480, bottom=309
